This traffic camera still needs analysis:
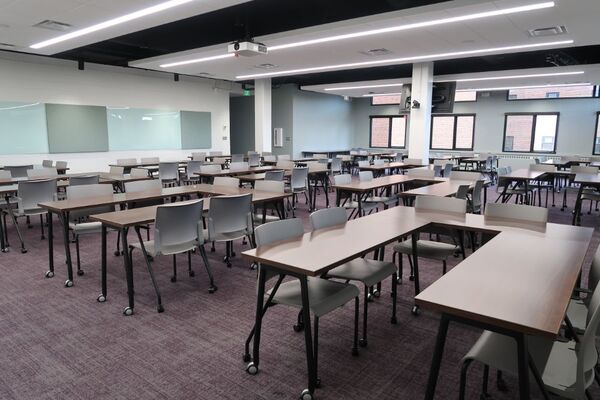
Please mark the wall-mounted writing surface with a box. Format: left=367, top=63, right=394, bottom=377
left=181, top=111, right=211, bottom=149
left=0, top=102, right=49, bottom=154
left=46, top=104, right=109, bottom=153
left=107, top=107, right=181, bottom=151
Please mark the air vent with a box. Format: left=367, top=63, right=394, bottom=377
left=33, top=20, right=72, bottom=32
left=359, top=48, right=392, bottom=57
left=528, top=25, right=567, bottom=37
left=0, top=42, right=15, bottom=48
left=254, top=63, right=278, bottom=69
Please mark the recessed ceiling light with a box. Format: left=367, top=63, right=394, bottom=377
left=158, top=1, right=555, bottom=69
left=161, top=53, right=234, bottom=68
left=362, top=92, right=403, bottom=97
left=452, top=70, right=584, bottom=82
left=30, top=0, right=196, bottom=49
left=325, top=83, right=404, bottom=91
left=236, top=40, right=574, bottom=80
left=459, top=82, right=590, bottom=92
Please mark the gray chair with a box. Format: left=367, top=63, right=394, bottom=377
left=191, top=152, right=206, bottom=161
left=66, top=184, right=115, bottom=277
left=244, top=218, right=360, bottom=385
left=568, top=245, right=600, bottom=334
left=183, top=161, right=203, bottom=184
left=455, top=184, right=471, bottom=200
left=358, top=170, right=398, bottom=209
left=5, top=179, right=57, bottom=253
left=42, top=160, right=53, bottom=168
left=129, top=200, right=216, bottom=313
left=229, top=161, right=248, bottom=171
left=310, top=207, right=397, bottom=346
left=209, top=151, right=223, bottom=157
left=253, top=180, right=285, bottom=224
left=159, top=162, right=179, bottom=187
left=264, top=170, right=285, bottom=181
left=69, top=175, right=99, bottom=186
left=117, top=158, right=137, bottom=166
left=459, top=283, right=600, bottom=400
left=27, top=167, right=57, bottom=179
left=433, top=164, right=442, bottom=177
left=231, top=154, right=244, bottom=163
left=333, top=174, right=377, bottom=219
left=443, top=163, right=454, bottom=177
left=109, top=166, right=125, bottom=176
left=248, top=153, right=261, bottom=167
left=206, top=193, right=254, bottom=267
left=55, top=161, right=67, bottom=171
left=4, top=165, right=32, bottom=178
left=141, top=157, right=159, bottom=164
left=393, top=196, right=466, bottom=288
left=263, top=155, right=276, bottom=164
left=468, top=180, right=484, bottom=214
left=286, top=167, right=309, bottom=217
left=199, top=164, right=222, bottom=184
left=130, top=168, right=149, bottom=178
left=213, top=176, right=239, bottom=187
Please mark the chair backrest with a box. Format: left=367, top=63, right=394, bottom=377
left=66, top=183, right=114, bottom=219
left=27, top=167, right=57, bottom=178
left=154, top=200, right=205, bottom=252
left=587, top=246, right=600, bottom=297
left=529, top=164, right=556, bottom=172
left=231, top=154, right=244, bottom=163
left=443, top=163, right=454, bottom=177
left=192, top=152, right=206, bottom=161
left=334, top=174, right=352, bottom=185
left=291, top=167, right=308, bottom=190
left=414, top=196, right=467, bottom=214
left=471, top=180, right=484, bottom=211
left=404, top=158, right=423, bottom=165
left=331, top=157, right=342, bottom=172
left=277, top=154, right=291, bottom=161
left=264, top=170, right=285, bottom=181
left=455, top=184, right=470, bottom=200
left=17, top=179, right=57, bottom=212
left=159, top=162, right=179, bottom=181
left=109, top=166, right=125, bottom=176
left=255, top=218, right=304, bottom=247
left=130, top=168, right=149, bottom=178
left=42, top=160, right=53, bottom=167
left=229, top=161, right=248, bottom=171
left=358, top=171, right=373, bottom=182
left=407, top=168, right=435, bottom=179
left=185, top=161, right=203, bottom=178
left=208, top=193, right=253, bottom=236
left=276, top=160, right=294, bottom=169
left=263, top=155, right=276, bottom=163
left=357, top=160, right=370, bottom=168
left=572, top=165, right=599, bottom=174
left=433, top=164, right=442, bottom=177
left=313, top=153, right=328, bottom=160
left=200, top=164, right=222, bottom=174
left=213, top=157, right=228, bottom=165
left=248, top=153, right=261, bottom=167
left=310, top=207, right=347, bottom=230
left=484, top=203, right=548, bottom=223
left=394, top=154, right=404, bottom=162
left=254, top=180, right=284, bottom=193
left=213, top=176, right=240, bottom=187
left=576, top=284, right=600, bottom=397
left=69, top=175, right=99, bottom=186
left=141, top=157, right=159, bottom=164
left=4, top=165, right=33, bottom=178
left=125, top=179, right=162, bottom=193
left=373, top=159, right=385, bottom=166
left=117, top=158, right=137, bottom=165
left=0, top=170, right=11, bottom=179
left=449, top=171, right=482, bottom=181
left=55, top=161, right=67, bottom=169
left=209, top=151, right=223, bottom=156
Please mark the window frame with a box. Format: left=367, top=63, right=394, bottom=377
left=593, top=112, right=600, bottom=155
left=502, top=112, right=560, bottom=154
left=429, top=113, right=476, bottom=151
left=368, top=115, right=407, bottom=149
left=370, top=95, right=402, bottom=106
left=506, top=85, right=598, bottom=101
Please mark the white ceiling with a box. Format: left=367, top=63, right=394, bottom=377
left=130, top=0, right=600, bottom=81
left=300, top=65, right=600, bottom=97
left=0, top=0, right=251, bottom=55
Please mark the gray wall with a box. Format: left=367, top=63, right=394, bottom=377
left=351, top=91, right=600, bottom=155
left=271, top=85, right=295, bottom=156
left=229, top=96, right=255, bottom=154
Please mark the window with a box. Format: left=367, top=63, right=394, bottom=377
left=369, top=116, right=407, bottom=148
left=594, top=113, right=600, bottom=155
left=430, top=114, right=475, bottom=150
left=503, top=113, right=559, bottom=153
left=371, top=94, right=402, bottom=105
left=507, top=85, right=596, bottom=100
left=454, top=90, right=477, bottom=102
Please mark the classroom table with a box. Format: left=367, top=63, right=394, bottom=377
left=497, top=169, right=544, bottom=205
left=89, top=186, right=291, bottom=315
left=108, top=161, right=190, bottom=174
left=402, top=178, right=489, bottom=206
left=571, top=172, right=600, bottom=225
left=459, top=155, right=495, bottom=170
left=542, top=158, right=587, bottom=169
left=0, top=165, right=69, bottom=174
left=195, top=166, right=276, bottom=179
left=301, top=150, right=350, bottom=158
left=359, top=161, right=425, bottom=176
left=241, top=206, right=593, bottom=400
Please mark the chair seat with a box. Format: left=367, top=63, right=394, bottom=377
left=327, top=258, right=396, bottom=287
left=566, top=298, right=587, bottom=333
left=268, top=277, right=359, bottom=318
left=205, top=229, right=249, bottom=242
left=393, top=239, right=457, bottom=260
left=130, top=239, right=198, bottom=257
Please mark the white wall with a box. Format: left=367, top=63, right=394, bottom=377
left=0, top=52, right=239, bottom=172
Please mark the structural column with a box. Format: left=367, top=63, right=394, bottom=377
left=407, top=62, right=434, bottom=164
left=254, top=78, right=272, bottom=153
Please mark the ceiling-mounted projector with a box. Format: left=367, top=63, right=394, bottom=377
left=228, top=40, right=268, bottom=57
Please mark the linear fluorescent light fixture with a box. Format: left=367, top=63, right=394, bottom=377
left=326, top=83, right=404, bottom=91
left=362, top=92, right=403, bottom=97
left=30, top=0, right=196, bottom=49
left=158, top=1, right=554, bottom=69
left=459, top=82, right=590, bottom=92
left=236, top=40, right=574, bottom=80
left=453, top=70, right=584, bottom=82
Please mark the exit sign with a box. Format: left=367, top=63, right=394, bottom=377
left=243, top=89, right=252, bottom=96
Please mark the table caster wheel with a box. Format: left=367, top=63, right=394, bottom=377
left=367, top=293, right=374, bottom=302
left=21, top=248, right=28, bottom=254
left=170, top=276, right=177, bottom=283
left=157, top=304, right=165, bottom=313
left=77, top=270, right=84, bottom=276
left=208, top=285, right=217, bottom=294
left=391, top=316, right=398, bottom=324
left=293, top=323, right=304, bottom=332
left=411, top=305, right=420, bottom=316
left=408, top=275, right=414, bottom=281
left=97, top=294, right=106, bottom=303
left=373, top=289, right=381, bottom=298
left=45, top=270, right=54, bottom=278
left=243, top=353, right=251, bottom=363
left=114, top=250, right=121, bottom=256
left=1, top=247, right=9, bottom=253
left=123, top=307, right=134, bottom=316
left=249, top=262, right=258, bottom=270
left=359, top=339, right=368, bottom=348
left=64, top=280, right=73, bottom=288
left=246, top=362, right=258, bottom=375
left=300, top=388, right=314, bottom=400
left=351, top=347, right=359, bottom=356
left=189, top=270, right=195, bottom=277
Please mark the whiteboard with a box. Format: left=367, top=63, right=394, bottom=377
left=0, top=102, right=49, bottom=154
left=107, top=107, right=181, bottom=151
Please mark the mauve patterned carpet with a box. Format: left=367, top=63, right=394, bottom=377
left=0, top=186, right=599, bottom=400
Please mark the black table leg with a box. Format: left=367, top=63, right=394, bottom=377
left=299, top=275, right=317, bottom=397
left=0, top=200, right=5, bottom=252
left=515, top=333, right=531, bottom=400
left=98, top=225, right=107, bottom=303
left=250, top=267, right=266, bottom=369
left=61, top=211, right=74, bottom=287
left=121, top=227, right=134, bottom=315
left=572, top=185, right=584, bottom=225
left=45, top=212, right=54, bottom=278
left=323, top=173, right=330, bottom=208
left=411, top=232, right=421, bottom=315
left=424, top=314, right=450, bottom=400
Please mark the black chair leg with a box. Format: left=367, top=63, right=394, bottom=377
left=134, top=228, right=163, bottom=313
left=171, top=254, right=177, bottom=282
left=40, top=215, right=45, bottom=239
left=459, top=359, right=473, bottom=400
left=352, top=297, right=359, bottom=356
left=391, top=272, right=398, bottom=324
left=442, top=260, right=447, bottom=275
left=187, top=251, right=194, bottom=277
left=75, top=235, right=83, bottom=275
left=359, top=286, right=368, bottom=347
left=314, top=316, right=320, bottom=388
left=198, top=245, right=217, bottom=293
left=482, top=364, right=490, bottom=398
left=407, top=254, right=415, bottom=281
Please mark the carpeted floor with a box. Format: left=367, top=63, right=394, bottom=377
left=0, top=183, right=598, bottom=400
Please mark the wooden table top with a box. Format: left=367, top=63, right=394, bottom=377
left=462, top=156, right=491, bottom=162
left=108, top=161, right=189, bottom=169
left=0, top=172, right=134, bottom=186
left=401, top=179, right=480, bottom=197
left=333, top=175, right=441, bottom=193
left=359, top=161, right=424, bottom=171
left=573, top=173, right=600, bottom=185
left=195, top=166, right=276, bottom=177
left=499, top=168, right=544, bottom=181
left=243, top=205, right=593, bottom=338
